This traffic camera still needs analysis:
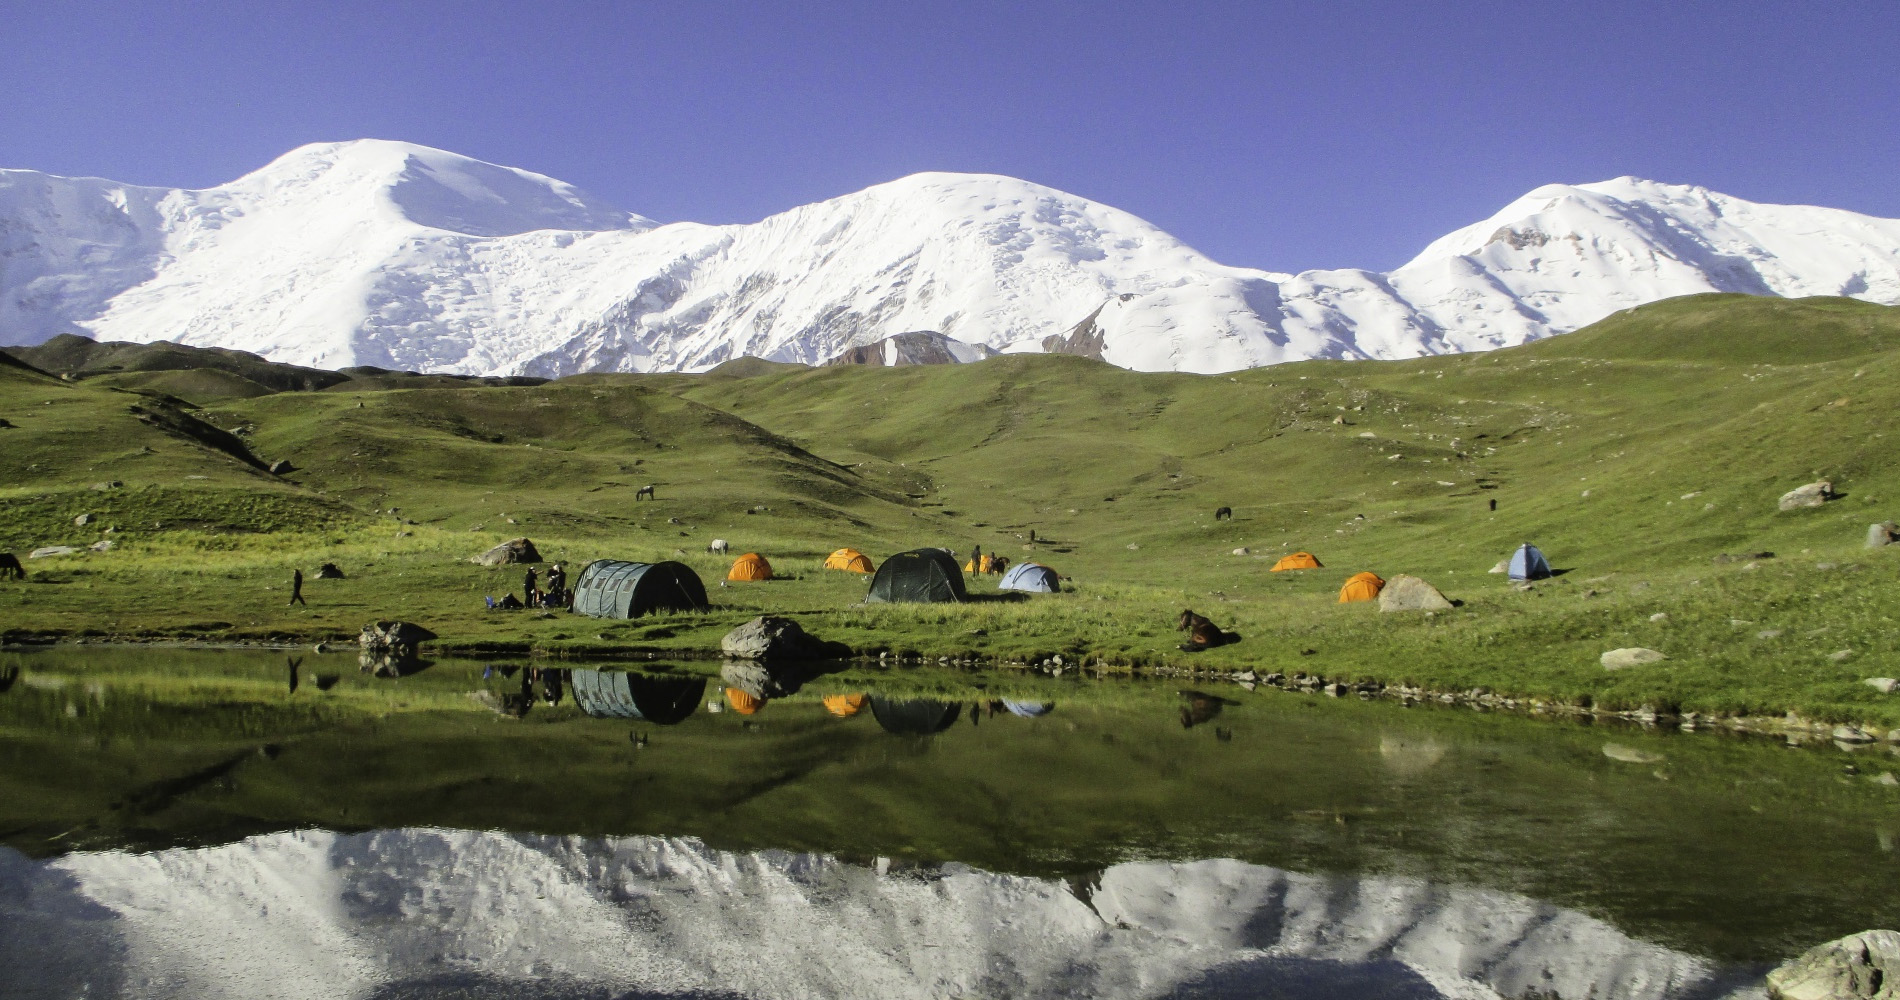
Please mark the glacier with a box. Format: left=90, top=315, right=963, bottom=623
left=2, top=138, right=1896, bottom=375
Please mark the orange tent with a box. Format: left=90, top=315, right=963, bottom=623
left=727, top=553, right=773, bottom=581
left=825, top=548, right=875, bottom=573
left=724, top=687, right=763, bottom=714
left=962, top=554, right=996, bottom=574
left=1338, top=571, right=1385, bottom=603
left=823, top=693, right=869, bottom=717
left=1270, top=551, right=1323, bottom=571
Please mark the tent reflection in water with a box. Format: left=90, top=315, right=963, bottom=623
left=568, top=669, right=705, bottom=724
left=823, top=693, right=868, bottom=717
left=865, top=548, right=967, bottom=603
left=870, top=696, right=962, bottom=734
left=570, top=560, right=710, bottom=618
left=998, top=561, right=1059, bottom=593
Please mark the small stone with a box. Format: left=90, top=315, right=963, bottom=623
left=1833, top=725, right=1876, bottom=744
left=1830, top=649, right=1856, bottom=663
left=1817, top=562, right=1838, bottom=571
left=1865, top=678, right=1899, bottom=694
left=89, top=540, right=113, bottom=552
left=73, top=513, right=92, bottom=526
left=1126, top=543, right=1139, bottom=550
left=90, top=481, right=123, bottom=490
left=1601, top=648, right=1667, bottom=670
left=1231, top=547, right=1250, bottom=556
left=1758, top=629, right=1783, bottom=639
left=1649, top=612, right=1668, bottom=622
left=1488, top=560, right=1508, bottom=574
left=1873, top=773, right=1899, bottom=787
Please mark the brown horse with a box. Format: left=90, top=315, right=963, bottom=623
left=1176, top=609, right=1238, bottom=651
left=0, top=553, right=22, bottom=580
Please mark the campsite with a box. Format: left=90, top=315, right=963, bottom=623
left=3, top=295, right=1900, bottom=734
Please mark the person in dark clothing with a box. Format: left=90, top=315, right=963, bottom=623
left=523, top=567, right=539, bottom=606
left=1489, top=498, right=1497, bottom=512
left=287, top=656, right=301, bottom=694
left=289, top=568, right=307, bottom=606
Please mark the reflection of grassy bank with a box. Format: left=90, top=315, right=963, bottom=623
left=3, top=647, right=1898, bottom=962
left=6, top=295, right=1900, bottom=729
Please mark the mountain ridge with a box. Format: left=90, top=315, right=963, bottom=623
left=3, top=139, right=1896, bottom=375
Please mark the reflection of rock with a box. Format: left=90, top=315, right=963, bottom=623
left=1766, top=928, right=1900, bottom=999
left=719, top=659, right=818, bottom=700
left=358, top=620, right=436, bottom=675
left=1378, top=735, right=1446, bottom=776
left=1602, top=744, right=1665, bottom=765
left=11, top=830, right=1752, bottom=1000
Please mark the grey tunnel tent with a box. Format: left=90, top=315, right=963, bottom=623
left=998, top=561, right=1059, bottom=593
left=869, top=697, right=962, bottom=735
left=571, top=560, right=710, bottom=618
left=1508, top=543, right=1552, bottom=581
left=865, top=548, right=968, bottom=604
left=569, top=669, right=705, bottom=724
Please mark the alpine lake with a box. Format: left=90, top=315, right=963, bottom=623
left=3, top=644, right=1897, bottom=1000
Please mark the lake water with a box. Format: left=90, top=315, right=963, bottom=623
left=2, top=645, right=1896, bottom=999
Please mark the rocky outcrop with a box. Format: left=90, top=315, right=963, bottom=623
left=1378, top=575, right=1454, bottom=612
left=1766, top=929, right=1900, bottom=999
left=720, top=616, right=835, bottom=661
left=822, top=331, right=996, bottom=367
left=27, top=546, right=77, bottom=559
left=1868, top=522, right=1899, bottom=549
left=472, top=537, right=541, bottom=566
left=1779, top=480, right=1836, bottom=511
left=1601, top=648, right=1667, bottom=670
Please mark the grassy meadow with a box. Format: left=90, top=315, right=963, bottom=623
left=4, top=293, right=1900, bottom=728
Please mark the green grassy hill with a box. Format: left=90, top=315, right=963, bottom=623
left=3, top=294, right=1898, bottom=727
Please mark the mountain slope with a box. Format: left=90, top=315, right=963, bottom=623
left=3, top=141, right=1898, bottom=375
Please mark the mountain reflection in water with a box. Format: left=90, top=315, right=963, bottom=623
left=0, top=829, right=1767, bottom=1000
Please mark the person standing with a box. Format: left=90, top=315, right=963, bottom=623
left=289, top=568, right=307, bottom=606
left=523, top=566, right=539, bottom=606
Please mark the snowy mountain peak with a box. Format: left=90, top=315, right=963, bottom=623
left=2, top=144, right=1897, bottom=374
left=232, top=138, right=652, bottom=236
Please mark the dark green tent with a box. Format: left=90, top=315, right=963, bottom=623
left=870, top=696, right=962, bottom=734
left=865, top=548, right=967, bottom=604
left=569, top=669, right=705, bottom=724
left=571, top=560, right=709, bottom=618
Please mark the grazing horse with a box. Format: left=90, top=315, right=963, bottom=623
left=1213, top=506, right=1233, bottom=521
left=988, top=556, right=1010, bottom=575
left=635, top=484, right=656, bottom=501
left=1176, top=609, right=1238, bottom=651
left=0, top=553, right=22, bottom=580
left=708, top=538, right=730, bottom=554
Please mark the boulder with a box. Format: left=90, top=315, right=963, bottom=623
left=472, top=537, right=541, bottom=566
left=1231, top=547, right=1250, bottom=556
left=1379, top=575, right=1454, bottom=612
left=358, top=620, right=437, bottom=675
left=89, top=540, right=113, bottom=552
left=1868, top=522, right=1900, bottom=549
left=1601, top=647, right=1667, bottom=670
left=28, top=546, right=77, bottom=559
left=315, top=562, right=346, bottom=579
left=720, top=616, right=834, bottom=661
left=268, top=459, right=295, bottom=475
left=90, top=480, right=122, bottom=490
left=1488, top=560, right=1508, bottom=574
left=1766, top=929, right=1900, bottom=1000
left=73, top=513, right=91, bottom=526
left=1779, top=480, right=1835, bottom=512
left=1865, top=678, right=1899, bottom=695
left=1834, top=726, right=1877, bottom=744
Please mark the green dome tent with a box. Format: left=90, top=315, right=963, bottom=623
left=865, top=548, right=968, bottom=604
left=569, top=669, right=705, bottom=724
left=571, top=560, right=709, bottom=618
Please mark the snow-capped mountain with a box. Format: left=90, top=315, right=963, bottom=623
left=0, top=829, right=1763, bottom=1000
left=2, top=139, right=1896, bottom=375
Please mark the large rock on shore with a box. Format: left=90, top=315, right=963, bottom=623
left=473, top=537, right=540, bottom=566
left=1378, top=574, right=1454, bottom=612
left=1868, top=522, right=1899, bottom=549
left=1779, top=480, right=1835, bottom=512
left=721, top=616, right=831, bottom=661
left=1766, top=929, right=1900, bottom=999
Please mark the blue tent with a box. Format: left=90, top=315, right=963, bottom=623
left=1508, top=543, right=1552, bottom=581
left=999, top=561, right=1060, bottom=593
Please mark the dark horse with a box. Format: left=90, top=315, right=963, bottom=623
left=0, top=553, right=23, bottom=580
left=1176, top=609, right=1238, bottom=651
left=1214, top=506, right=1233, bottom=521
left=635, top=484, right=656, bottom=501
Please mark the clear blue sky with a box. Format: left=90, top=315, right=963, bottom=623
left=6, top=0, right=1895, bottom=272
